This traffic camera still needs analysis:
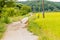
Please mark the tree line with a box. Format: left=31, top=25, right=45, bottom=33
left=19, top=1, right=60, bottom=12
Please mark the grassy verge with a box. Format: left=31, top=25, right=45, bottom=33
left=0, top=23, right=6, bottom=39
left=28, top=12, right=60, bottom=40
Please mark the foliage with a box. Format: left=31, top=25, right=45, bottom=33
left=20, top=5, right=31, bottom=15
left=0, top=23, right=6, bottom=38
left=2, top=7, right=18, bottom=16
left=1, top=17, right=11, bottom=24
left=19, top=1, right=60, bottom=12
left=0, top=0, right=16, bottom=13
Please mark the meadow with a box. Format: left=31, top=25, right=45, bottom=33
left=28, top=12, right=60, bottom=40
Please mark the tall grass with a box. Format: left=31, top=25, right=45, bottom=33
left=0, top=22, right=6, bottom=39
left=28, top=12, right=60, bottom=40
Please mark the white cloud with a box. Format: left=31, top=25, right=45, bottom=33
left=47, top=0, right=60, bottom=2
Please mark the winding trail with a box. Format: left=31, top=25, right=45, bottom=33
left=1, top=17, right=38, bottom=40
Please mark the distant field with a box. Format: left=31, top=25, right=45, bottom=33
left=28, top=12, right=60, bottom=40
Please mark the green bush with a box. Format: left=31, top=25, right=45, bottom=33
left=0, top=23, right=6, bottom=38
left=3, top=17, right=11, bottom=24
left=2, top=7, right=19, bottom=17
left=0, top=16, right=11, bottom=24
left=19, top=5, right=31, bottom=15
left=0, top=23, right=6, bottom=32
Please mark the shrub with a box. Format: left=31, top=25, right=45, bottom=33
left=20, top=5, right=31, bottom=15
left=2, top=7, right=19, bottom=17
left=0, top=23, right=6, bottom=38
left=0, top=16, right=11, bottom=24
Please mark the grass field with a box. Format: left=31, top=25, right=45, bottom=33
left=28, top=12, right=60, bottom=40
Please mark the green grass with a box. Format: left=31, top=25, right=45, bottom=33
left=28, top=12, right=60, bottom=40
left=0, top=23, right=6, bottom=39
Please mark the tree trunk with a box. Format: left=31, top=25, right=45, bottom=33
left=42, top=0, right=45, bottom=18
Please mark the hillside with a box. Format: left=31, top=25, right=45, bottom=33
left=16, top=1, right=60, bottom=12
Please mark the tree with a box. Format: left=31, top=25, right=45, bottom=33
left=17, top=0, right=60, bottom=12
left=20, top=5, right=31, bottom=15
left=5, top=0, right=16, bottom=7
left=42, top=0, right=45, bottom=18
left=0, top=0, right=17, bottom=18
left=0, top=0, right=16, bottom=13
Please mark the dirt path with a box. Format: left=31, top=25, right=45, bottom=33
left=1, top=17, right=38, bottom=40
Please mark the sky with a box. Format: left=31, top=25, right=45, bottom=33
left=18, top=0, right=60, bottom=2
left=47, top=0, right=60, bottom=2
left=18, top=0, right=27, bottom=1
